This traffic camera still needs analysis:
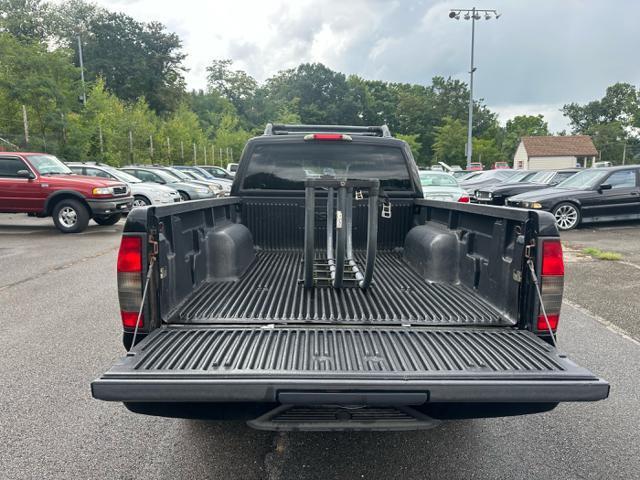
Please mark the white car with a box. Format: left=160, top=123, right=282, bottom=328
left=67, top=163, right=181, bottom=207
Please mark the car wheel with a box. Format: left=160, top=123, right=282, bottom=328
left=93, top=213, right=122, bottom=226
left=132, top=195, right=150, bottom=208
left=553, top=202, right=581, bottom=231
left=52, top=199, right=90, bottom=233
left=178, top=191, right=190, bottom=201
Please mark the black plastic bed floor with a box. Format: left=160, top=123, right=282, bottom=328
left=175, top=250, right=510, bottom=326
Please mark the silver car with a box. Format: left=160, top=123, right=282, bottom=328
left=67, top=163, right=181, bottom=207
left=120, top=167, right=216, bottom=201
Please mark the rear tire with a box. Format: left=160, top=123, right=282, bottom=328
left=552, top=202, right=581, bottom=231
left=178, top=191, right=190, bottom=201
left=93, top=213, right=122, bottom=226
left=52, top=199, right=90, bottom=233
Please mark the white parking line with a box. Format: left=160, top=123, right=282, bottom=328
left=0, top=230, right=39, bottom=235
left=563, top=300, right=640, bottom=347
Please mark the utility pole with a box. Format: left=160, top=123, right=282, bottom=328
left=203, top=144, right=207, bottom=165
left=98, top=125, right=104, bottom=158
left=622, top=142, right=627, bottom=165
left=77, top=35, right=87, bottom=106
left=166, top=137, right=171, bottom=159
left=128, top=130, right=134, bottom=165
left=180, top=141, right=184, bottom=162
left=149, top=135, right=154, bottom=160
left=212, top=145, right=215, bottom=165
left=193, top=142, right=197, bottom=163
left=449, top=7, right=501, bottom=169
left=22, top=105, right=29, bottom=146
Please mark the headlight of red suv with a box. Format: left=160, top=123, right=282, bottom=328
left=92, top=187, right=112, bottom=195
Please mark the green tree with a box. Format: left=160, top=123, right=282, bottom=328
left=159, top=103, right=207, bottom=165
left=0, top=32, right=80, bottom=150
left=0, top=0, right=52, bottom=41
left=212, top=114, right=251, bottom=165
left=472, top=138, right=502, bottom=168
left=52, top=1, right=186, bottom=114
left=62, top=79, right=127, bottom=164
left=502, top=114, right=549, bottom=159
left=396, top=133, right=422, bottom=162
left=562, top=83, right=639, bottom=133
left=433, top=117, right=467, bottom=165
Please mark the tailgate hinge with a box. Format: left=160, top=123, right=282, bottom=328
left=524, top=239, right=536, bottom=259
left=148, top=229, right=159, bottom=259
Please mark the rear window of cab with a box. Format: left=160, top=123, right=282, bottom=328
left=241, top=143, right=413, bottom=192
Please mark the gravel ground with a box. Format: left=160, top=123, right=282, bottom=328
left=0, top=214, right=638, bottom=480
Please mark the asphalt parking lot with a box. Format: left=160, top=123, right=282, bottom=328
left=1, top=214, right=639, bottom=480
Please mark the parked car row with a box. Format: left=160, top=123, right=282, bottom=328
left=420, top=164, right=640, bottom=231
left=0, top=151, right=241, bottom=233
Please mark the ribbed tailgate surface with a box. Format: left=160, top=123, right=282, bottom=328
left=105, top=326, right=591, bottom=378
left=176, top=251, right=509, bottom=326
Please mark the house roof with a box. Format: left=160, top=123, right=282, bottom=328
left=521, top=136, right=598, bottom=157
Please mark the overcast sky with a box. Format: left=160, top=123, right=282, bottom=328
left=88, top=0, right=640, bottom=132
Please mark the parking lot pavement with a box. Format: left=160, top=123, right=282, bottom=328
left=561, top=221, right=640, bottom=340
left=1, top=218, right=638, bottom=479
left=0, top=214, right=123, bottom=290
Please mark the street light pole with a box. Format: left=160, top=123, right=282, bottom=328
left=467, top=7, right=476, bottom=169
left=449, top=8, right=500, bottom=169
left=77, top=35, right=87, bottom=106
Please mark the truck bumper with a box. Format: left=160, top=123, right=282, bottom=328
left=87, top=197, right=134, bottom=215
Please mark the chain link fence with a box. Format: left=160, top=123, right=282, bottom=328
left=0, top=131, right=237, bottom=168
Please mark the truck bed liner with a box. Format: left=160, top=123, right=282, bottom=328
left=92, top=325, right=609, bottom=403
left=175, top=251, right=510, bottom=326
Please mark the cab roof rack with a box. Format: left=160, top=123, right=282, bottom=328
left=264, top=123, right=392, bottom=138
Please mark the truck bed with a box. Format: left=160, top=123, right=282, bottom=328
left=173, top=250, right=510, bottom=326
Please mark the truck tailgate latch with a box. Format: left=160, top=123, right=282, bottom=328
left=381, top=199, right=392, bottom=219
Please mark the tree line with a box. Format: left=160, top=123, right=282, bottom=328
left=0, top=0, right=638, bottom=167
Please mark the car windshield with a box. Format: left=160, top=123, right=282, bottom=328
left=529, top=171, right=556, bottom=184
left=27, top=155, right=72, bottom=175
left=148, top=169, right=180, bottom=183
left=508, top=171, right=535, bottom=183
left=103, top=167, right=141, bottom=183
left=191, top=168, right=214, bottom=179
left=188, top=170, right=208, bottom=180
left=420, top=173, right=458, bottom=187
left=163, top=168, right=191, bottom=181
left=182, top=171, right=199, bottom=180
left=464, top=170, right=514, bottom=182
left=556, top=169, right=607, bottom=189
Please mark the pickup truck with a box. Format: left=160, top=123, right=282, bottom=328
left=0, top=152, right=133, bottom=233
left=92, top=124, right=608, bottom=431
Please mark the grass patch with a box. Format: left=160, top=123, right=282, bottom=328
left=581, top=247, right=623, bottom=261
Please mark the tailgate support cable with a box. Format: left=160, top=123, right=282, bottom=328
left=526, top=258, right=558, bottom=348
left=129, top=255, right=156, bottom=352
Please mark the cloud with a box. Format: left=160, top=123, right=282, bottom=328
left=68, top=0, right=640, bottom=130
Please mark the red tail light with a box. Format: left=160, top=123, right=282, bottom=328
left=458, top=194, right=470, bottom=203
left=304, top=133, right=352, bottom=141
left=542, top=240, right=564, bottom=276
left=537, top=313, right=559, bottom=331
left=121, top=311, right=143, bottom=329
left=117, top=235, right=144, bottom=330
left=117, top=236, right=142, bottom=272
left=537, top=239, right=564, bottom=333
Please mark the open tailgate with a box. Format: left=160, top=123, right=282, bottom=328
left=92, top=326, right=609, bottom=403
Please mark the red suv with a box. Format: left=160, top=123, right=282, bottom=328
left=0, top=153, right=133, bottom=233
